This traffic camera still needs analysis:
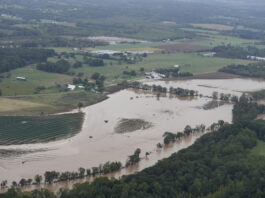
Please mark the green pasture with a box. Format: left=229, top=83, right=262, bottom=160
left=0, top=66, right=73, bottom=96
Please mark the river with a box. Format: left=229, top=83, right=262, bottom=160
left=0, top=78, right=265, bottom=192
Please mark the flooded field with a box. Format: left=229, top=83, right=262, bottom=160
left=0, top=78, right=265, bottom=190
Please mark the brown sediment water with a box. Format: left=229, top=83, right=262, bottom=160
left=0, top=78, right=265, bottom=192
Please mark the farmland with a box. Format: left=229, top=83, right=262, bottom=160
left=0, top=34, right=255, bottom=115
left=191, top=23, right=234, bottom=31
left=154, top=43, right=212, bottom=53
left=0, top=91, right=107, bottom=115
left=0, top=113, right=84, bottom=145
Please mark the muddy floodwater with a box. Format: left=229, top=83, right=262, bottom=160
left=1, top=78, right=265, bottom=191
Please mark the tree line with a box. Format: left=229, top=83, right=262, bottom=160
left=122, top=81, right=197, bottom=97
left=213, top=45, right=265, bottom=59
left=155, top=68, right=193, bottom=78
left=37, top=60, right=71, bottom=74
left=219, top=61, right=265, bottom=79
left=0, top=48, right=55, bottom=73
left=233, top=94, right=265, bottom=123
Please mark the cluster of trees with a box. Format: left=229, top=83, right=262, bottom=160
left=169, top=87, right=196, bottom=97
left=84, top=57, right=104, bottom=67
left=212, top=91, right=239, bottom=102
left=252, top=90, right=265, bottom=100
left=123, top=82, right=197, bottom=97
left=37, top=60, right=71, bottom=74
left=162, top=124, right=207, bottom=145
left=0, top=48, right=55, bottom=73
left=219, top=61, right=265, bottom=79
left=152, top=85, right=167, bottom=93
left=72, top=73, right=105, bottom=92
left=91, top=73, right=105, bottom=92
left=73, top=61, right=83, bottom=68
left=123, top=70, right=137, bottom=76
left=213, top=45, right=265, bottom=59
left=125, top=148, right=141, bottom=167
left=232, top=94, right=265, bottom=123
left=1, top=161, right=123, bottom=190
left=155, top=68, right=193, bottom=78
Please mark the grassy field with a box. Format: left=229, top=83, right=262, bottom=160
left=193, top=35, right=257, bottom=47
left=191, top=24, right=234, bottom=31
left=0, top=113, right=84, bottom=145
left=72, top=52, right=252, bottom=82
left=0, top=91, right=107, bottom=115
left=0, top=98, right=48, bottom=113
left=0, top=66, right=73, bottom=96
left=0, top=32, right=259, bottom=115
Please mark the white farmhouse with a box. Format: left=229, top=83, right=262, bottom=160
left=16, top=77, right=26, bottom=81
left=67, top=84, right=76, bottom=90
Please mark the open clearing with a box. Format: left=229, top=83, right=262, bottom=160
left=0, top=98, right=48, bottom=113
left=73, top=53, right=252, bottom=82
left=154, top=43, right=212, bottom=53
left=191, top=24, right=234, bottom=31
left=0, top=66, right=73, bottom=96
left=0, top=92, right=107, bottom=115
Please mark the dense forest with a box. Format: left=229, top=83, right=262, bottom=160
left=219, top=62, right=265, bottom=79
left=0, top=48, right=55, bottom=73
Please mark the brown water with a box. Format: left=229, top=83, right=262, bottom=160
left=1, top=78, right=265, bottom=192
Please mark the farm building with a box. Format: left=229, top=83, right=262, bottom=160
left=67, top=84, right=76, bottom=90
left=247, top=56, right=265, bottom=61
left=91, top=50, right=119, bottom=55
left=16, top=77, right=27, bottom=81
left=145, top=71, right=166, bottom=79
left=203, top=52, right=216, bottom=57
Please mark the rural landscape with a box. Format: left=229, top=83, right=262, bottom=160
left=0, top=0, right=265, bottom=197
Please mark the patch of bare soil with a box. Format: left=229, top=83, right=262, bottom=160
left=115, top=118, right=153, bottom=133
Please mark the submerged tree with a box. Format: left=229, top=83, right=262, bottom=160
left=34, top=174, right=43, bottom=185
left=78, top=102, right=83, bottom=111
left=126, top=148, right=141, bottom=167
